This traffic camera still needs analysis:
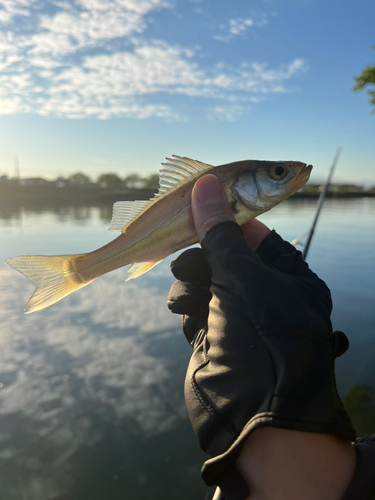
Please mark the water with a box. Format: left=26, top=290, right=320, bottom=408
left=0, top=197, right=374, bottom=499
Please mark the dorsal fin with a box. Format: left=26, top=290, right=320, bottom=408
left=155, top=155, right=214, bottom=197
left=109, top=155, right=214, bottom=232
left=109, top=200, right=150, bottom=232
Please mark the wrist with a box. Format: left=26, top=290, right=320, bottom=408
left=235, top=427, right=356, bottom=500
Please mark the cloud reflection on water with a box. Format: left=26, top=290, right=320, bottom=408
left=1, top=196, right=375, bottom=498
left=0, top=268, right=203, bottom=499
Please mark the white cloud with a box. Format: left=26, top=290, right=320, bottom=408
left=0, top=96, right=30, bottom=114
left=0, top=0, right=37, bottom=24
left=52, top=44, right=203, bottom=97
left=214, top=14, right=269, bottom=42
left=78, top=0, right=171, bottom=16
left=0, top=1, right=307, bottom=120
left=0, top=35, right=307, bottom=119
left=0, top=32, right=23, bottom=71
left=29, top=0, right=171, bottom=56
left=206, top=104, right=246, bottom=122
left=37, top=9, right=144, bottom=51
left=230, top=17, right=254, bottom=35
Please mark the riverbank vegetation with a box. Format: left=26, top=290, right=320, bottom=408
left=0, top=172, right=374, bottom=210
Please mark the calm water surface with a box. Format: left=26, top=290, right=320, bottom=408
left=0, top=197, right=374, bottom=500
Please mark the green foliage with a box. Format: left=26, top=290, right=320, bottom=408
left=123, top=173, right=144, bottom=189
left=142, top=174, right=159, bottom=190
left=69, top=172, right=91, bottom=184
left=342, top=384, right=375, bottom=436
left=123, top=173, right=160, bottom=190
left=353, top=46, right=375, bottom=110
left=72, top=172, right=160, bottom=190
left=97, top=173, right=123, bottom=189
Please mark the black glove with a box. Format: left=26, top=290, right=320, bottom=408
left=343, top=436, right=375, bottom=500
left=168, top=222, right=355, bottom=498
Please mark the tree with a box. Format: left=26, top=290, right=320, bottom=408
left=353, top=46, right=375, bottom=110
left=142, top=174, right=159, bottom=190
left=69, top=172, right=91, bottom=184
left=123, top=173, right=144, bottom=189
left=97, top=173, right=123, bottom=189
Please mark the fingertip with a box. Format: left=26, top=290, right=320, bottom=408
left=241, top=219, right=271, bottom=252
left=192, top=174, right=228, bottom=215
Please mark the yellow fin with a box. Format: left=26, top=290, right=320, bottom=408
left=125, top=261, right=163, bottom=281
left=109, top=200, right=151, bottom=232
left=6, top=254, right=94, bottom=313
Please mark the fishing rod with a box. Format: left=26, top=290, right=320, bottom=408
left=292, top=147, right=342, bottom=260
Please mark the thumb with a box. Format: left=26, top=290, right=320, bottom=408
left=192, top=174, right=236, bottom=242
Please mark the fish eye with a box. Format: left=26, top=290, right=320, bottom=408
left=270, top=164, right=288, bottom=180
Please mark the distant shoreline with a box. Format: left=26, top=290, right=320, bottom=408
left=0, top=184, right=374, bottom=212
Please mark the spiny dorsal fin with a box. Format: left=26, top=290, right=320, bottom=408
left=155, top=155, right=214, bottom=197
left=109, top=155, right=214, bottom=232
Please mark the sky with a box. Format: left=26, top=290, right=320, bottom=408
left=0, top=0, right=374, bottom=186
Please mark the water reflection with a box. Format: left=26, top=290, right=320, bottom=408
left=0, top=270, right=207, bottom=499
left=0, top=197, right=375, bottom=499
left=0, top=204, right=113, bottom=226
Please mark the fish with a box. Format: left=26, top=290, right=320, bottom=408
left=6, top=155, right=312, bottom=313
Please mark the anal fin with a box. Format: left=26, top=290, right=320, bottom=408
left=125, top=260, right=163, bottom=281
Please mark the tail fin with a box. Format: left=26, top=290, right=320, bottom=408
left=6, top=254, right=94, bottom=314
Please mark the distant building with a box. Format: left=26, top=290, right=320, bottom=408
left=55, top=177, right=71, bottom=188
left=0, top=175, right=9, bottom=183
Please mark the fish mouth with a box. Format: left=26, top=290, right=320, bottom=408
left=302, top=163, right=313, bottom=181
left=293, top=163, right=313, bottom=190
left=302, top=163, right=313, bottom=175
left=280, top=162, right=312, bottom=197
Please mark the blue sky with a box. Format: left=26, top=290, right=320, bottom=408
left=0, top=0, right=374, bottom=185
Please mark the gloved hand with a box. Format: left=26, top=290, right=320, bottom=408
left=167, top=175, right=355, bottom=498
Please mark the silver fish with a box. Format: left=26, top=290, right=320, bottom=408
left=7, top=155, right=312, bottom=313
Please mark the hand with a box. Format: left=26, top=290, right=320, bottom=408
left=168, top=174, right=272, bottom=343
left=191, top=173, right=271, bottom=251
left=168, top=175, right=355, bottom=497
